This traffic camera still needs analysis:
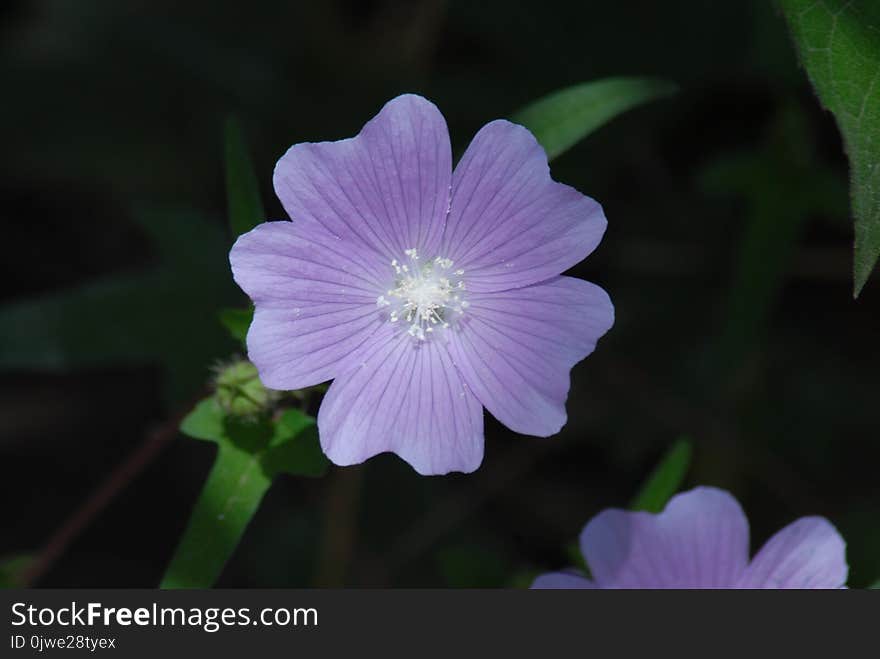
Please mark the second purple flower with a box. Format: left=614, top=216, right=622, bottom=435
left=230, top=94, right=614, bottom=475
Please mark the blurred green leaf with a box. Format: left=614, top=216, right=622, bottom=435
left=163, top=397, right=327, bottom=588
left=511, top=77, right=676, bottom=160
left=225, top=116, right=266, bottom=238
left=630, top=438, right=693, bottom=513
left=702, top=103, right=846, bottom=375
left=0, top=209, right=238, bottom=402
left=0, top=555, right=32, bottom=588
left=779, top=0, right=880, bottom=296
left=869, top=579, right=880, bottom=589
left=218, top=307, right=253, bottom=344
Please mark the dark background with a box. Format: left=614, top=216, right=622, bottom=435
left=1, top=0, right=878, bottom=588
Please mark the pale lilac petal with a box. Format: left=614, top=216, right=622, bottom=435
left=274, top=94, right=452, bottom=263
left=446, top=276, right=613, bottom=437
left=531, top=572, right=596, bottom=589
left=317, top=325, right=484, bottom=475
left=581, top=487, right=750, bottom=588
left=442, top=120, right=606, bottom=293
left=738, top=517, right=848, bottom=589
left=230, top=220, right=385, bottom=389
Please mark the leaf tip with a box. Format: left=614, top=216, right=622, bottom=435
left=853, top=256, right=877, bottom=299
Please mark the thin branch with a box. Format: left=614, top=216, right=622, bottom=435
left=20, top=391, right=205, bottom=587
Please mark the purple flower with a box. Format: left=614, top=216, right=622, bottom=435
left=532, top=486, right=848, bottom=588
left=229, top=94, right=613, bottom=475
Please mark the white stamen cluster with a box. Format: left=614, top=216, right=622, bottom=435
left=376, top=248, right=468, bottom=340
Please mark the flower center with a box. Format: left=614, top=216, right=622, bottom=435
left=376, top=248, right=468, bottom=341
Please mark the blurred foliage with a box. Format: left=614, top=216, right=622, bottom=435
left=0, top=554, right=32, bottom=588
left=702, top=101, right=846, bottom=377
left=779, top=0, right=880, bottom=296
left=0, top=209, right=239, bottom=402
left=0, top=0, right=877, bottom=589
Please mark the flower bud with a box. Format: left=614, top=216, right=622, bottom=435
left=213, top=359, right=277, bottom=418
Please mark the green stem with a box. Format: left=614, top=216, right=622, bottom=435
left=160, top=443, right=271, bottom=588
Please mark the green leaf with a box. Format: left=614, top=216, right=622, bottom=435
left=779, top=0, right=880, bottom=296
left=218, top=307, right=253, bottom=344
left=630, top=438, right=693, bottom=513
left=511, top=77, right=677, bottom=161
left=180, top=398, right=328, bottom=477
left=164, top=398, right=328, bottom=588
left=179, top=397, right=227, bottom=441
left=225, top=116, right=266, bottom=238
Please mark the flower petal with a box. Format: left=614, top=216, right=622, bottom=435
left=443, top=120, right=606, bottom=293
left=531, top=572, right=596, bottom=589
left=230, top=220, right=385, bottom=390
left=317, top=326, right=484, bottom=475
left=274, top=94, right=452, bottom=263
left=580, top=487, right=750, bottom=588
left=446, top=276, right=613, bottom=437
left=738, top=517, right=848, bottom=589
